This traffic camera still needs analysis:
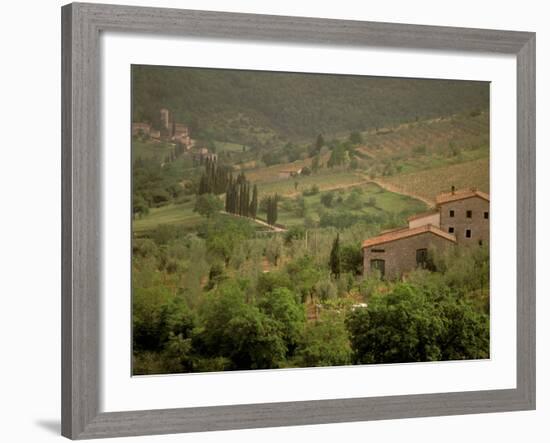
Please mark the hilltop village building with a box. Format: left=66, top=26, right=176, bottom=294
left=132, top=108, right=193, bottom=148
left=193, top=147, right=218, bottom=164
left=362, top=188, right=489, bottom=279
left=131, top=122, right=151, bottom=137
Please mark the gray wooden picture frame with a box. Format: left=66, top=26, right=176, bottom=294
left=61, top=2, right=536, bottom=439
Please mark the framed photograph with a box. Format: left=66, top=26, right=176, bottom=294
left=61, top=2, right=535, bottom=439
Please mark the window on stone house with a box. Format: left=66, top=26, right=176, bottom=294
left=466, top=229, right=472, bottom=238
left=484, top=211, right=489, bottom=219
left=448, top=227, right=455, bottom=234
left=466, top=210, right=472, bottom=218
left=416, top=248, right=428, bottom=268
left=449, top=210, right=455, bottom=217
left=370, top=259, right=385, bottom=277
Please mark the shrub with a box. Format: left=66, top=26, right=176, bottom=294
left=346, top=284, right=445, bottom=364
left=258, top=287, right=305, bottom=353
left=340, top=244, right=363, bottom=275
left=320, top=192, right=335, bottom=208
left=199, top=282, right=287, bottom=370
left=346, top=282, right=489, bottom=364
left=314, top=277, right=337, bottom=301
left=302, top=185, right=320, bottom=196
left=284, top=226, right=306, bottom=245
left=296, top=310, right=352, bottom=367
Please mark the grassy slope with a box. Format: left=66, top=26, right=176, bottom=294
left=256, top=170, right=366, bottom=197
left=133, top=200, right=201, bottom=234
left=276, top=183, right=428, bottom=227
left=132, top=179, right=428, bottom=233
left=133, top=139, right=175, bottom=161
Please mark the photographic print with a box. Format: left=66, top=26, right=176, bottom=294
left=131, top=66, right=490, bottom=375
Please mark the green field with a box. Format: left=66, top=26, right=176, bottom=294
left=274, top=182, right=428, bottom=228
left=134, top=199, right=273, bottom=234
left=214, top=141, right=250, bottom=153
left=256, top=171, right=366, bottom=197
left=133, top=139, right=175, bottom=162
left=133, top=201, right=200, bottom=234
left=133, top=178, right=428, bottom=234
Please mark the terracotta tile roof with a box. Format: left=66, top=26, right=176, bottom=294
left=362, top=224, right=456, bottom=249
left=407, top=210, right=439, bottom=222
left=436, top=189, right=490, bottom=205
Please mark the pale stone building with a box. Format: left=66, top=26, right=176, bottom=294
left=362, top=188, right=489, bottom=278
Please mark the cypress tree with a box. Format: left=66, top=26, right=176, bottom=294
left=266, top=195, right=278, bottom=226
left=266, top=197, right=272, bottom=225
left=316, top=133, right=325, bottom=150
left=329, top=234, right=341, bottom=279
left=250, top=185, right=258, bottom=219
left=245, top=182, right=250, bottom=217
left=232, top=184, right=237, bottom=214
left=198, top=174, right=208, bottom=195
left=273, top=194, right=278, bottom=225
left=235, top=183, right=241, bottom=215
left=229, top=185, right=234, bottom=213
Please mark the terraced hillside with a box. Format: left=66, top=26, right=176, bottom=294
left=356, top=111, right=489, bottom=163
left=352, top=111, right=489, bottom=203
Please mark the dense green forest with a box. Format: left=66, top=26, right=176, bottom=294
left=132, top=65, right=489, bottom=143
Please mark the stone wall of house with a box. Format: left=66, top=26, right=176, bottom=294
left=363, top=232, right=455, bottom=279
left=439, top=196, right=489, bottom=246
left=408, top=212, right=440, bottom=229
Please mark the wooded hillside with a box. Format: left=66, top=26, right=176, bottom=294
left=132, top=65, right=489, bottom=142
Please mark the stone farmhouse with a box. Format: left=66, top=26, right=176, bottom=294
left=278, top=168, right=303, bottom=179
left=362, top=187, right=489, bottom=279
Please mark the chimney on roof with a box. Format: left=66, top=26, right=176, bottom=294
left=451, top=185, right=456, bottom=195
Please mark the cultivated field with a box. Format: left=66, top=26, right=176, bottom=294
left=356, top=111, right=489, bottom=161
left=132, top=200, right=201, bottom=234
left=256, top=170, right=366, bottom=197
left=133, top=140, right=175, bottom=162
left=383, top=157, right=490, bottom=203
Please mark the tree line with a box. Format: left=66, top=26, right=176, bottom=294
left=196, top=159, right=278, bottom=225
left=197, top=157, right=233, bottom=195
left=225, top=172, right=258, bottom=219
